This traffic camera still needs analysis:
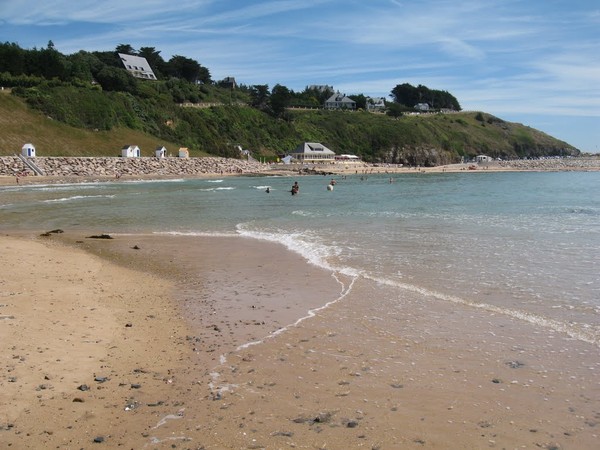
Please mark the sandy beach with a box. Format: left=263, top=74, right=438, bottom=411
left=1, top=230, right=599, bottom=449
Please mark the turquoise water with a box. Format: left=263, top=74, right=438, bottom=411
left=2, top=171, right=599, bottom=344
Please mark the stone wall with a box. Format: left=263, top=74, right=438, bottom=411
left=0, top=156, right=270, bottom=177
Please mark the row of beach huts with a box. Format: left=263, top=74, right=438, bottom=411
left=19, top=143, right=191, bottom=159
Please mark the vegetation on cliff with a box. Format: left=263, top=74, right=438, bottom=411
left=0, top=42, right=578, bottom=165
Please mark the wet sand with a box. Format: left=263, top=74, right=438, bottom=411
left=1, top=232, right=599, bottom=449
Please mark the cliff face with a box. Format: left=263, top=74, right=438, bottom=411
left=0, top=93, right=578, bottom=165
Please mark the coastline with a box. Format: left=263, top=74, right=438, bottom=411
left=1, top=155, right=599, bottom=186
left=2, top=231, right=599, bottom=449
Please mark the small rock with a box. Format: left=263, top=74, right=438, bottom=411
left=93, top=436, right=105, bottom=443
left=94, top=376, right=108, bottom=383
left=125, top=323, right=133, bottom=328
left=77, top=384, right=90, bottom=391
left=346, top=420, right=359, bottom=428
left=130, top=384, right=141, bottom=389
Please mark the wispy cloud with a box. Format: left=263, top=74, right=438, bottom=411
left=0, top=0, right=598, bottom=151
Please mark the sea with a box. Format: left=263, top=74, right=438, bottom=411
left=2, top=171, right=599, bottom=347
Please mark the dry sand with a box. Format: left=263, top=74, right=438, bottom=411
left=1, top=232, right=599, bottom=449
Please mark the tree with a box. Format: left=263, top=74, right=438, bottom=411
left=270, top=84, right=291, bottom=117
left=249, top=84, right=270, bottom=110
left=0, top=42, right=27, bottom=75
left=95, top=66, right=137, bottom=92
left=349, top=94, right=367, bottom=110
left=116, top=44, right=136, bottom=55
left=166, top=55, right=202, bottom=83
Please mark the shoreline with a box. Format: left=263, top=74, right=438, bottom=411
left=1, top=155, right=599, bottom=186
left=1, top=230, right=599, bottom=448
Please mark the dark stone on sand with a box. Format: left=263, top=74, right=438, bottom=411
left=40, top=229, right=64, bottom=237
left=125, top=323, right=133, bottom=327
left=506, top=361, right=525, bottom=369
left=77, top=384, right=90, bottom=391
left=492, top=378, right=502, bottom=384
left=131, top=384, right=141, bottom=389
left=8, top=377, right=16, bottom=382
left=73, top=397, right=84, bottom=403
left=147, top=401, right=164, bottom=407
left=94, top=376, right=109, bottom=383
left=346, top=420, right=359, bottom=428
left=271, top=431, right=294, bottom=437
left=390, top=383, right=404, bottom=389
left=132, top=245, right=140, bottom=250
left=86, top=234, right=113, bottom=239
left=93, top=436, right=105, bottom=443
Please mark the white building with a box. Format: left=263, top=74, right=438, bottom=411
left=366, top=97, right=386, bottom=112
left=178, top=147, right=189, bottom=158
left=324, top=92, right=356, bottom=110
left=118, top=53, right=157, bottom=80
left=155, top=146, right=167, bottom=158
left=121, top=145, right=141, bottom=157
left=290, top=142, right=336, bottom=163
left=21, top=143, right=36, bottom=157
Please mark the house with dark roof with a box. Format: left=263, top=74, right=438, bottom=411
left=324, top=92, right=356, bottom=110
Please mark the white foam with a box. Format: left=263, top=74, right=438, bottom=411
left=42, top=194, right=115, bottom=203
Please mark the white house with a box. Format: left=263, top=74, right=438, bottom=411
left=21, top=143, right=36, bottom=157
left=178, top=147, right=189, bottom=158
left=324, top=92, right=356, bottom=110
left=121, top=145, right=141, bottom=158
left=118, top=53, right=157, bottom=80
left=366, top=97, right=386, bottom=112
left=155, top=146, right=167, bottom=158
left=290, top=142, right=336, bottom=163
left=414, top=103, right=430, bottom=112
left=475, top=155, right=493, bottom=163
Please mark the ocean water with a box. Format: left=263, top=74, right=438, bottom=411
left=2, top=171, right=599, bottom=345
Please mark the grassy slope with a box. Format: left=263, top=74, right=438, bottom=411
left=1, top=90, right=577, bottom=161
left=0, top=92, right=209, bottom=157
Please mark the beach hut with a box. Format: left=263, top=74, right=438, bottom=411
left=121, top=145, right=141, bottom=158
left=178, top=147, right=189, bottom=158
left=155, top=146, right=167, bottom=158
left=21, top=143, right=36, bottom=157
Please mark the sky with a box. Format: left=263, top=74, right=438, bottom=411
left=1, top=0, right=599, bottom=153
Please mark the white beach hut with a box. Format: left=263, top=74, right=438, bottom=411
left=21, top=143, right=36, bottom=157
left=155, top=146, right=167, bottom=158
left=121, top=145, right=141, bottom=158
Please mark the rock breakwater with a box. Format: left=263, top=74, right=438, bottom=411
left=0, top=156, right=270, bottom=178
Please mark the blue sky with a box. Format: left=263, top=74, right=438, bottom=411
left=1, top=0, right=599, bottom=152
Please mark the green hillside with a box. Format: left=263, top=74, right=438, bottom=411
left=0, top=88, right=577, bottom=165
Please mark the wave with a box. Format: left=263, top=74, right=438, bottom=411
left=364, top=273, right=600, bottom=347
left=199, top=186, right=235, bottom=191
left=237, top=223, right=599, bottom=347
left=42, top=194, right=115, bottom=203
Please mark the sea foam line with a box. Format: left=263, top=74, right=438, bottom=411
left=365, top=274, right=600, bottom=347
left=42, top=194, right=115, bottom=203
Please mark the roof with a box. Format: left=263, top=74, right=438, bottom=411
left=118, top=53, right=157, bottom=80
left=292, top=142, right=335, bottom=156
left=325, top=93, right=355, bottom=105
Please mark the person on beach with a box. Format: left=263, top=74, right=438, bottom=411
left=291, top=181, right=299, bottom=195
left=265, top=187, right=270, bottom=193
